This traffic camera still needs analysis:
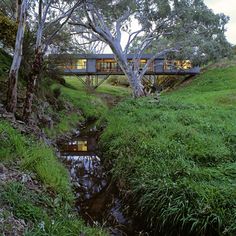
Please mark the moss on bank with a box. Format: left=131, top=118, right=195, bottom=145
left=100, top=66, right=236, bottom=235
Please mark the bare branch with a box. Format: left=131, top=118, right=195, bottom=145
left=43, top=0, right=85, bottom=54
left=124, top=29, right=144, bottom=54
left=44, top=0, right=83, bottom=32
left=41, top=0, right=52, bottom=24
left=115, top=8, right=131, bottom=43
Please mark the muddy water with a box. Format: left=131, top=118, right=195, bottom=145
left=58, top=122, right=148, bottom=235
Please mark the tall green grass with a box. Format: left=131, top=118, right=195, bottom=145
left=53, top=77, right=108, bottom=119
left=45, top=112, right=83, bottom=138
left=0, top=181, right=107, bottom=235
left=46, top=77, right=108, bottom=138
left=47, top=76, right=130, bottom=138
left=100, top=66, right=236, bottom=235
left=0, top=121, right=72, bottom=200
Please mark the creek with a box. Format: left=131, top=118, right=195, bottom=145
left=58, top=121, right=149, bottom=236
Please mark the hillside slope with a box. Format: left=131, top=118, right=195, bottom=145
left=100, top=65, right=236, bottom=235
left=0, top=50, right=109, bottom=235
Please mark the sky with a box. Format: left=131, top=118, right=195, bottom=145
left=204, top=0, right=236, bottom=45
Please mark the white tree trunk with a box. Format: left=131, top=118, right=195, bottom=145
left=72, top=3, right=147, bottom=98
left=23, top=0, right=83, bottom=122
left=109, top=43, right=146, bottom=97
left=6, top=0, right=28, bottom=113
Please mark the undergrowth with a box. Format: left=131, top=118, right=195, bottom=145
left=0, top=48, right=12, bottom=77
left=53, top=77, right=108, bottom=119
left=46, top=76, right=130, bottom=138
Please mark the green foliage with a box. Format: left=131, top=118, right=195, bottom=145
left=0, top=12, right=17, bottom=48
left=52, top=77, right=111, bottom=119
left=233, top=46, right=236, bottom=55
left=0, top=182, right=106, bottom=236
left=0, top=121, right=72, bottom=200
left=107, top=75, right=130, bottom=87
left=135, top=0, right=232, bottom=64
left=46, top=112, right=83, bottom=138
left=0, top=48, right=12, bottom=77
left=53, top=87, right=61, bottom=98
left=100, top=65, right=236, bottom=235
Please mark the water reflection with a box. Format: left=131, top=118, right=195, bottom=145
left=58, top=126, right=148, bottom=236
left=60, top=132, right=108, bottom=201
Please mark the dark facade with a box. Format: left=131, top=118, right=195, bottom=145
left=55, top=54, right=200, bottom=75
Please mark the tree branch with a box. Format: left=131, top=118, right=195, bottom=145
left=124, top=29, right=144, bottom=54
left=43, top=0, right=85, bottom=54
left=115, top=8, right=131, bottom=43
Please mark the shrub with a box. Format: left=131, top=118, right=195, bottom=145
left=53, top=87, right=61, bottom=98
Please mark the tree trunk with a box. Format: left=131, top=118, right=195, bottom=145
left=22, top=48, right=43, bottom=122
left=6, top=70, right=18, bottom=112
left=128, top=74, right=146, bottom=98
left=109, top=44, right=146, bottom=98
left=16, top=0, right=22, bottom=23
left=6, top=0, right=28, bottom=113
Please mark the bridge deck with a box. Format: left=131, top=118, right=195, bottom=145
left=61, top=67, right=200, bottom=76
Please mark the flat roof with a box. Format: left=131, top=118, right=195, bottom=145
left=49, top=53, right=165, bottom=60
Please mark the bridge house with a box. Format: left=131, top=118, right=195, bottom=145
left=55, top=54, right=200, bottom=76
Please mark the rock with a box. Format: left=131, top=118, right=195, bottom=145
left=0, top=173, right=7, bottom=182
left=0, top=164, right=7, bottom=174
left=16, top=120, right=25, bottom=125
left=75, top=130, right=80, bottom=136
left=0, top=112, right=15, bottom=121
left=21, top=174, right=32, bottom=183
left=38, top=114, right=54, bottom=129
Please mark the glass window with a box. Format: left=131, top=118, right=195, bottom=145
left=164, top=60, right=192, bottom=70
left=77, top=140, right=88, bottom=151
left=76, top=59, right=87, bottom=69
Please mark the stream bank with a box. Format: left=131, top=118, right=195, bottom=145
left=57, top=120, right=149, bottom=236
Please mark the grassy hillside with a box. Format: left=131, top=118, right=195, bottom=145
left=0, top=50, right=110, bottom=235
left=46, top=77, right=130, bottom=138
left=0, top=56, right=129, bottom=234
left=100, top=65, right=236, bottom=235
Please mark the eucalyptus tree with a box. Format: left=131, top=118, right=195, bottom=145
left=22, top=0, right=84, bottom=122
left=70, top=0, right=231, bottom=97
left=137, top=0, right=232, bottom=65
left=6, top=0, right=28, bottom=113
left=72, top=31, right=106, bottom=54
